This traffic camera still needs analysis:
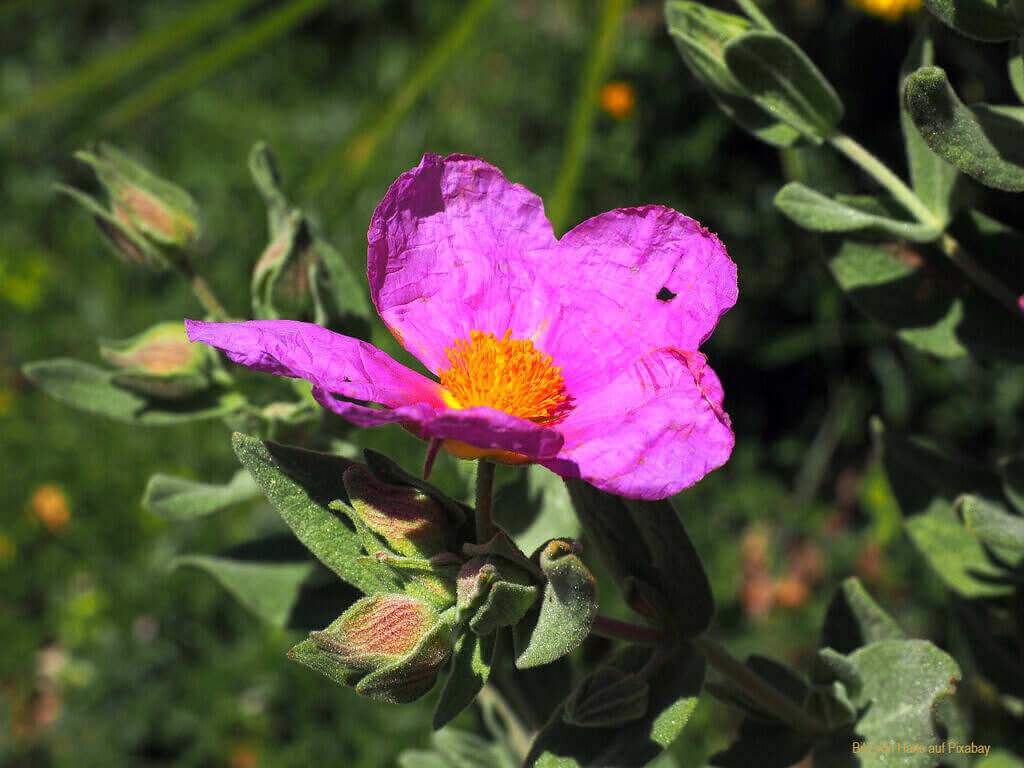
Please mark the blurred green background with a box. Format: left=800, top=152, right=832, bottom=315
left=3, top=0, right=1022, bottom=765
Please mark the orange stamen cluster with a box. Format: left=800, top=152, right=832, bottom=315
left=439, top=330, right=570, bottom=424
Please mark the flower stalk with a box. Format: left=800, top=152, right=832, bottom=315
left=829, top=133, right=1021, bottom=316
left=693, top=635, right=829, bottom=740
left=475, top=459, right=496, bottom=544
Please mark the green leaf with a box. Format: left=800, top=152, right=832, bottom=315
left=231, top=433, right=392, bottom=594
left=429, top=728, right=516, bottom=768
left=905, top=66, right=1024, bottom=192
left=565, top=482, right=713, bottom=637
left=923, top=0, right=1019, bottom=41
left=774, top=182, right=940, bottom=241
left=723, top=30, right=843, bottom=142
left=978, top=750, right=1024, bottom=767
left=905, top=500, right=1013, bottom=596
left=628, top=498, right=714, bottom=638
left=956, top=494, right=1024, bottom=550
left=142, top=469, right=259, bottom=520
left=364, top=449, right=469, bottom=530
left=528, top=645, right=704, bottom=768
left=514, top=541, right=597, bottom=668
left=432, top=631, right=497, bottom=730
left=900, top=25, right=958, bottom=225
left=23, top=358, right=241, bottom=425
left=665, top=1, right=802, bottom=147
left=1010, top=36, right=1024, bottom=103
left=826, top=240, right=1024, bottom=361
left=172, top=537, right=316, bottom=628
left=844, top=639, right=961, bottom=767
left=874, top=419, right=1004, bottom=516
left=468, top=580, right=538, bottom=636
left=822, top=577, right=904, bottom=654
left=1001, top=455, right=1024, bottom=513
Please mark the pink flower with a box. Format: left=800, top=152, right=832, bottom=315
left=186, top=154, right=736, bottom=499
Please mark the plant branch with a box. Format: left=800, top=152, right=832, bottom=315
left=477, top=682, right=533, bottom=762
left=829, top=133, right=1021, bottom=316
left=176, top=253, right=229, bottom=319
left=590, top=613, right=669, bottom=646
left=828, top=133, right=941, bottom=230
left=693, top=635, right=829, bottom=740
left=474, top=459, right=496, bottom=543
left=940, top=233, right=1021, bottom=314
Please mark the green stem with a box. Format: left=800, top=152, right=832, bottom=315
left=177, top=254, right=229, bottom=319
left=477, top=682, right=533, bottom=762
left=830, top=133, right=1020, bottom=316
left=590, top=613, right=668, bottom=646
left=0, top=0, right=261, bottom=131
left=474, top=459, right=496, bottom=543
left=733, top=0, right=776, bottom=30
left=104, top=0, right=331, bottom=127
left=693, top=636, right=829, bottom=740
left=828, top=133, right=941, bottom=230
left=940, top=233, right=1021, bottom=314
left=547, top=0, right=630, bottom=234
left=302, top=0, right=497, bottom=199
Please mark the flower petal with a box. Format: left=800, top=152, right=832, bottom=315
left=539, top=206, right=737, bottom=400
left=421, top=406, right=563, bottom=459
left=367, top=154, right=557, bottom=374
left=544, top=348, right=733, bottom=500
left=185, top=319, right=443, bottom=407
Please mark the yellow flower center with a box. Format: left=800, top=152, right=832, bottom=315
left=438, top=330, right=570, bottom=425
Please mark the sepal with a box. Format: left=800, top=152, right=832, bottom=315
left=289, top=593, right=452, bottom=704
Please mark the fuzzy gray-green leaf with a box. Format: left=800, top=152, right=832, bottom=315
left=923, top=0, right=1019, bottom=41
left=143, top=469, right=259, bottom=520
left=723, top=30, right=843, bottom=141
left=432, top=631, right=496, bottom=730
left=956, top=494, right=1024, bottom=551
left=231, top=433, right=390, bottom=594
left=173, top=552, right=314, bottom=628
left=905, top=66, right=1024, bottom=192
left=901, top=25, right=958, bottom=224
left=23, top=358, right=240, bottom=425
left=775, top=183, right=940, bottom=241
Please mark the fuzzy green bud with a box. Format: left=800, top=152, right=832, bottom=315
left=343, top=465, right=453, bottom=558
left=289, top=593, right=451, bottom=704
left=99, top=321, right=212, bottom=399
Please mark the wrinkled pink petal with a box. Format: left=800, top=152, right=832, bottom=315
left=367, top=154, right=557, bottom=374
left=185, top=319, right=443, bottom=408
left=420, top=406, right=563, bottom=459
left=543, top=348, right=733, bottom=499
left=539, top=206, right=737, bottom=400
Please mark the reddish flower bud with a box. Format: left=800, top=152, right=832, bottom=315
left=343, top=465, right=452, bottom=558
left=76, top=144, right=199, bottom=248
left=290, top=594, right=451, bottom=704
left=99, top=322, right=212, bottom=399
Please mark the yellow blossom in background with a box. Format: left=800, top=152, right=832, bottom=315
left=849, top=0, right=921, bottom=20
left=599, top=80, right=636, bottom=120
left=29, top=484, right=71, bottom=532
left=0, top=533, right=15, bottom=564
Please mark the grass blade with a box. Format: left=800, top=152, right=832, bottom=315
left=0, top=0, right=261, bottom=131
left=301, top=0, right=498, bottom=199
left=104, top=0, right=332, bottom=128
left=546, top=0, right=631, bottom=235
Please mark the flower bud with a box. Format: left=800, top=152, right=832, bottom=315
left=75, top=144, right=199, bottom=248
left=289, top=594, right=451, bottom=704
left=251, top=211, right=319, bottom=320
left=99, top=322, right=211, bottom=399
left=456, top=556, right=538, bottom=635
left=343, top=465, right=453, bottom=558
